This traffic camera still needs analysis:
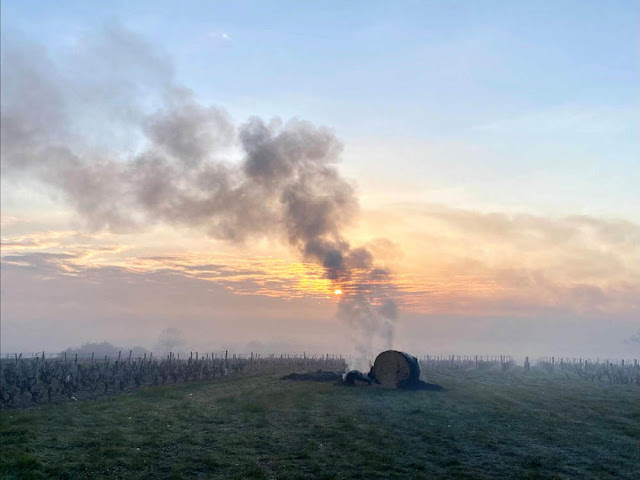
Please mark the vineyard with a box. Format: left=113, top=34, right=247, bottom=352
left=0, top=351, right=345, bottom=408
left=418, top=354, right=640, bottom=384
left=2, top=357, right=638, bottom=479
left=1, top=351, right=638, bottom=408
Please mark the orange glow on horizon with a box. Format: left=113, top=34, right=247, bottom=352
left=3, top=215, right=632, bottom=319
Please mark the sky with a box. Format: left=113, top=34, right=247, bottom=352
left=1, top=1, right=638, bottom=360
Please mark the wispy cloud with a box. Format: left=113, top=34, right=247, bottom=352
left=473, top=106, right=635, bottom=135
left=207, top=31, right=231, bottom=41
left=2, top=204, right=638, bottom=319
left=0, top=216, right=26, bottom=227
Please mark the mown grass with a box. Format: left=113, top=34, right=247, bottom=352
left=1, top=367, right=638, bottom=479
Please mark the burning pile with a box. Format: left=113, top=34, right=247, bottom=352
left=347, top=350, right=444, bottom=391
left=284, top=350, right=444, bottom=391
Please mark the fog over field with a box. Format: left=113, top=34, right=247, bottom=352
left=1, top=2, right=638, bottom=361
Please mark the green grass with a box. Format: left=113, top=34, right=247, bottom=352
left=1, top=367, right=638, bottom=479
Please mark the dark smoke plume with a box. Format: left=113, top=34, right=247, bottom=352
left=1, top=24, right=397, bottom=365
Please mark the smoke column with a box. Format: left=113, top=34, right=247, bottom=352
left=1, top=24, right=397, bottom=367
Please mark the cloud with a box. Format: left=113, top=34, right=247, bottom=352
left=0, top=216, right=25, bottom=227
left=207, top=31, right=231, bottom=41
left=3, top=200, right=638, bottom=321
left=0, top=250, right=342, bottom=353
left=2, top=201, right=638, bottom=357
left=357, top=204, right=639, bottom=318
left=473, top=106, right=636, bottom=135
left=2, top=246, right=637, bottom=357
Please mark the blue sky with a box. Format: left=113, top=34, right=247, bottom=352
left=4, top=1, right=637, bottom=121
left=4, top=0, right=637, bottom=218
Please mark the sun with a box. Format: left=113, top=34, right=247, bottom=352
left=334, top=289, right=343, bottom=295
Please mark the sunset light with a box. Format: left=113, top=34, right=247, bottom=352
left=1, top=2, right=638, bottom=477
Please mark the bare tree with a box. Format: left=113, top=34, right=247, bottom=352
left=157, top=328, right=186, bottom=356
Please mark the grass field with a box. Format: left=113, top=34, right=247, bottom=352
left=1, top=367, right=638, bottom=479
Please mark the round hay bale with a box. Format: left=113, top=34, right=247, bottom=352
left=371, top=350, right=420, bottom=388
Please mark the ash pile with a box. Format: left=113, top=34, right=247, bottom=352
left=345, top=350, right=443, bottom=391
